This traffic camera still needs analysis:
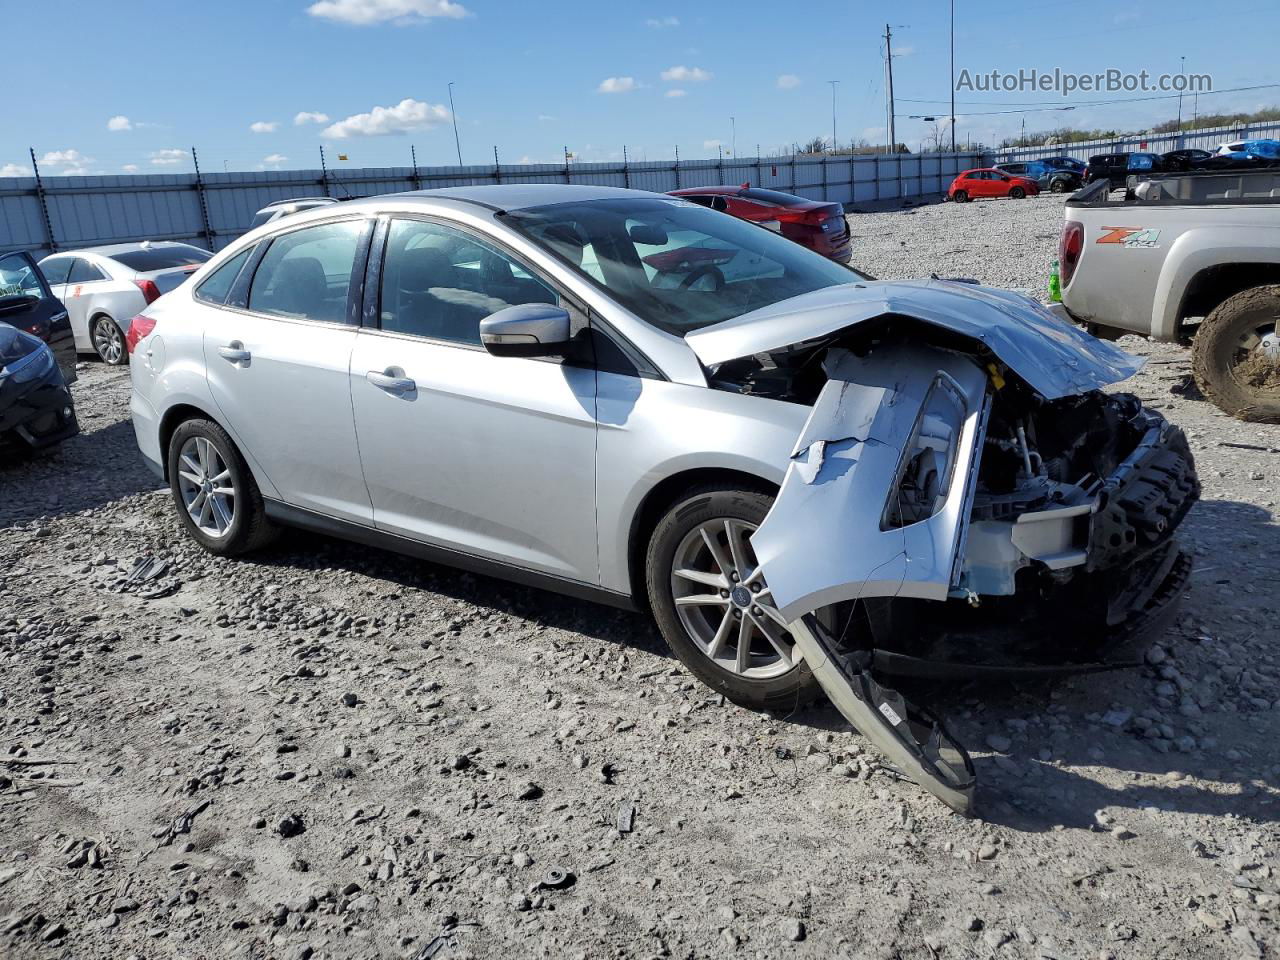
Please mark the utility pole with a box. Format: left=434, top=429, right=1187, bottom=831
left=883, top=25, right=896, bottom=152
left=827, top=80, right=839, bottom=152
left=447, top=82, right=463, bottom=166
left=730, top=116, right=736, bottom=157
left=949, top=0, right=956, bottom=151
left=1176, top=56, right=1185, bottom=134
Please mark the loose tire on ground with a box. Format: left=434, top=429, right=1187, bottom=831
left=1191, top=284, right=1280, bottom=423
left=167, top=418, right=278, bottom=555
left=645, top=485, right=825, bottom=711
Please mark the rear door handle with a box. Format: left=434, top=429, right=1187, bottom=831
left=218, top=341, right=251, bottom=363
left=366, top=369, right=416, bottom=393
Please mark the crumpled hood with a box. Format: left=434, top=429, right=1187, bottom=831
left=684, top=278, right=1144, bottom=399
left=0, top=322, right=42, bottom=369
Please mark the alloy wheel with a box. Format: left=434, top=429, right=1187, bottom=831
left=93, top=319, right=124, bottom=364
left=176, top=436, right=237, bottom=538
left=669, top=518, right=801, bottom=680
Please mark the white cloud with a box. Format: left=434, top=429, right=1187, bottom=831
left=107, top=115, right=132, bottom=132
left=40, top=149, right=92, bottom=166
left=537, top=114, right=556, bottom=122
left=149, top=148, right=188, bottom=166
left=661, top=65, right=711, bottom=83
left=777, top=74, right=801, bottom=90
left=645, top=15, right=678, bottom=27
left=250, top=121, right=280, bottom=134
left=703, top=139, right=722, bottom=150
left=597, top=76, right=637, bottom=94
left=262, top=153, right=289, bottom=166
left=294, top=111, right=331, bottom=126
left=664, top=88, right=686, bottom=99
left=895, top=44, right=915, bottom=56
left=306, top=0, right=468, bottom=25
left=121, top=164, right=139, bottom=173
left=321, top=97, right=450, bottom=137
left=0, top=162, right=30, bottom=177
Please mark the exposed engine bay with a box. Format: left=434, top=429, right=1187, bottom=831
left=699, top=312, right=1199, bottom=814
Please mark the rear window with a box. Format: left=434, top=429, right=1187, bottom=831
left=739, top=188, right=810, bottom=206
left=108, top=246, right=212, bottom=271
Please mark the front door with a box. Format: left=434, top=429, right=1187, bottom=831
left=350, top=217, right=598, bottom=583
left=200, top=217, right=373, bottom=523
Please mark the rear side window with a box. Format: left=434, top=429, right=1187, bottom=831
left=109, top=246, right=212, bottom=271
left=195, top=247, right=254, bottom=305
left=248, top=220, right=364, bottom=324
left=69, top=259, right=106, bottom=283
left=38, top=257, right=73, bottom=287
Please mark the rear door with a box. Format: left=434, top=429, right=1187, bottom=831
left=200, top=217, right=374, bottom=523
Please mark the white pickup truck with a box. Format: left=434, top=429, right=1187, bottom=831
left=1057, top=170, right=1280, bottom=421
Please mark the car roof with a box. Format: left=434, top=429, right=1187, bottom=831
left=42, top=241, right=201, bottom=258
left=339, top=183, right=666, bottom=214
left=262, top=196, right=336, bottom=209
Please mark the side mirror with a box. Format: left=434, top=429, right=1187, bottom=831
left=479, top=303, right=572, bottom=358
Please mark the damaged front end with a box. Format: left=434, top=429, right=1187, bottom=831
left=687, top=279, right=1199, bottom=814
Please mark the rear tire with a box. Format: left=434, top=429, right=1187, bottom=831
left=1009, top=186, right=1026, bottom=199
left=953, top=190, right=969, bottom=203
left=92, top=316, right=127, bottom=365
left=1050, top=178, right=1067, bottom=193
left=167, top=418, right=278, bottom=555
left=645, top=485, right=826, bottom=711
left=1191, top=285, right=1280, bottom=423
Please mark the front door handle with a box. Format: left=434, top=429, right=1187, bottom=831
left=218, top=341, right=251, bottom=363
left=366, top=369, right=416, bottom=394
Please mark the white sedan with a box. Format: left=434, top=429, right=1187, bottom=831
left=38, top=242, right=212, bottom=364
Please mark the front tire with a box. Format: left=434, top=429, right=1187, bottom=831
left=1191, top=285, right=1280, bottom=423
left=953, top=189, right=969, bottom=203
left=92, top=316, right=127, bottom=365
left=1050, top=178, right=1068, bottom=193
left=1009, top=186, right=1026, bottom=199
left=167, top=418, right=277, bottom=555
left=645, top=485, right=825, bottom=711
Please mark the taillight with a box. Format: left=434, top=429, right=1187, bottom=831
left=1059, top=221, right=1084, bottom=287
left=133, top=279, right=161, bottom=304
left=126, top=314, right=156, bottom=354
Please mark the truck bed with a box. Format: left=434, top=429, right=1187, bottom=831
left=1068, top=170, right=1280, bottom=206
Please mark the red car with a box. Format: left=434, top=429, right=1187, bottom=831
left=947, top=168, right=1039, bottom=203
left=666, top=185, right=852, bottom=262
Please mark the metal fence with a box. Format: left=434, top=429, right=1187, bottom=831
left=0, top=151, right=983, bottom=260
left=996, top=119, right=1280, bottom=164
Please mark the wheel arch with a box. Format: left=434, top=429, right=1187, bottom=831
left=1176, top=262, right=1280, bottom=340
left=625, top=467, right=779, bottom=611
left=157, top=402, right=234, bottom=482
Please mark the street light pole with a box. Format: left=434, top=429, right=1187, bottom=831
left=730, top=116, right=736, bottom=157
left=828, top=80, right=839, bottom=152
left=949, top=0, right=956, bottom=151
left=447, top=82, right=463, bottom=166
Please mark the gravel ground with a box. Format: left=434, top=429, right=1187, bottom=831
left=2, top=193, right=1279, bottom=960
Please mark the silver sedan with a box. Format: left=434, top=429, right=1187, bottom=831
left=127, top=185, right=1197, bottom=812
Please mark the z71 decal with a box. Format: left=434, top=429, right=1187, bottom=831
left=1097, top=226, right=1162, bottom=249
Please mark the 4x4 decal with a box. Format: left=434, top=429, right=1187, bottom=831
left=1097, top=226, right=1162, bottom=249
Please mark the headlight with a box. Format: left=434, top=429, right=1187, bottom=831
left=0, top=343, right=55, bottom=384
left=882, top=374, right=967, bottom=529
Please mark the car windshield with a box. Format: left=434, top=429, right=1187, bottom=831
left=108, top=246, right=212, bottom=271
left=502, top=197, right=865, bottom=335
